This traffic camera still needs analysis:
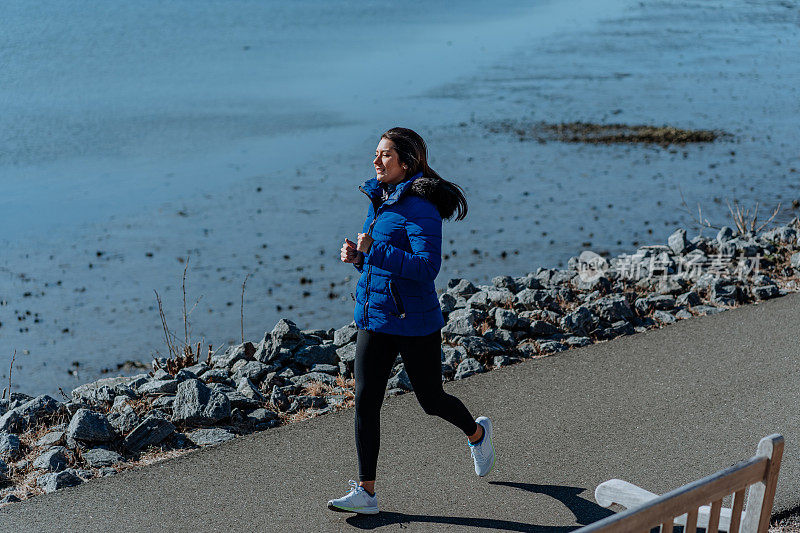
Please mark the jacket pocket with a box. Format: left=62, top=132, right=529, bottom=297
left=388, top=280, right=406, bottom=319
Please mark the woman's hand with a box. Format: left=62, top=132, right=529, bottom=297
left=341, top=238, right=361, bottom=264
left=357, top=233, right=374, bottom=254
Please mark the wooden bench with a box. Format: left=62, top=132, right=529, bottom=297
left=575, top=434, right=784, bottom=533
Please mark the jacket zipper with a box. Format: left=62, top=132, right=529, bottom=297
left=359, top=186, right=381, bottom=329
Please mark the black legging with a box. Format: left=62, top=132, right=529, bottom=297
left=354, top=327, right=479, bottom=482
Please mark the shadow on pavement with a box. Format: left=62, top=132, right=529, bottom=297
left=344, top=482, right=613, bottom=531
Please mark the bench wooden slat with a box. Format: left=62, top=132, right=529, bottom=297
left=730, top=488, right=745, bottom=533
left=707, top=498, right=722, bottom=533
left=685, top=508, right=698, bottom=533
left=661, top=520, right=673, bottom=533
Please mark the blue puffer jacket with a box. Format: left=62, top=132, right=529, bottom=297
left=353, top=171, right=445, bottom=336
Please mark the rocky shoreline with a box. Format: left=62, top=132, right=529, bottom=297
left=2, top=220, right=800, bottom=506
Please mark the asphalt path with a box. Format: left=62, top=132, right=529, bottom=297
left=3, top=292, right=799, bottom=532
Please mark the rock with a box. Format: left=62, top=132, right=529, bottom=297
left=586, top=294, right=634, bottom=323
left=199, top=368, right=231, bottom=384
left=82, top=448, right=123, bottom=468
left=634, top=295, right=676, bottom=315
left=716, top=226, right=734, bottom=243
left=439, top=292, right=457, bottom=313
left=709, top=280, right=739, bottom=306
left=336, top=342, right=357, bottom=378
left=291, top=372, right=338, bottom=388
left=494, top=308, right=527, bottom=330
left=211, top=342, right=256, bottom=369
left=676, top=291, right=701, bottom=307
left=454, top=358, right=485, bottom=380
left=70, top=375, right=145, bottom=404
left=174, top=369, right=197, bottom=382
left=529, top=320, right=560, bottom=337
left=482, top=327, right=515, bottom=346
left=294, top=343, right=338, bottom=368
left=151, top=395, right=175, bottom=409
left=231, top=360, right=272, bottom=383
left=675, top=309, right=694, bottom=319
left=37, top=470, right=83, bottom=493
left=123, top=411, right=176, bottom=452
left=172, top=379, right=231, bottom=426
left=36, top=426, right=66, bottom=447
left=790, top=252, right=800, bottom=272
left=269, top=387, right=290, bottom=412
left=492, top=275, right=519, bottom=293
left=236, top=378, right=267, bottom=403
left=447, top=278, right=478, bottom=298
left=653, top=310, right=677, bottom=324
left=387, top=367, right=412, bottom=391
left=0, top=494, right=20, bottom=503
left=0, top=394, right=61, bottom=433
left=456, top=336, right=506, bottom=359
left=537, top=340, right=568, bottom=354
left=656, top=277, right=686, bottom=295
left=442, top=316, right=479, bottom=338
left=693, top=305, right=725, bottom=316
left=762, top=225, right=797, bottom=243
left=333, top=324, right=358, bottom=346
left=514, top=288, right=553, bottom=311
left=67, top=409, right=115, bottom=443
left=560, top=306, right=599, bottom=336
left=98, top=467, right=117, bottom=477
left=309, top=363, right=338, bottom=375
left=514, top=273, right=544, bottom=290
left=752, top=284, right=780, bottom=300
left=138, top=379, right=179, bottom=395
left=596, top=320, right=635, bottom=339
left=667, top=229, right=690, bottom=255
left=565, top=335, right=593, bottom=347
left=288, top=395, right=326, bottom=412
left=32, top=446, right=70, bottom=472
left=107, top=405, right=141, bottom=435
left=0, top=432, right=21, bottom=459
left=152, top=369, right=171, bottom=380
left=245, top=408, right=278, bottom=426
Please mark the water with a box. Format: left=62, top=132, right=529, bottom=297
left=1, top=0, right=798, bottom=396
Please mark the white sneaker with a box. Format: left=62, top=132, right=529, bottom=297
left=469, top=416, right=495, bottom=477
left=327, top=480, right=379, bottom=515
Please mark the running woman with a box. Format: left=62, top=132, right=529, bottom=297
left=329, top=127, right=495, bottom=515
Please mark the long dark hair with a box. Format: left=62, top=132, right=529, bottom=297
left=381, top=127, right=468, bottom=221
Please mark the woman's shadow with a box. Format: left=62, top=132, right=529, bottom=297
left=344, top=481, right=614, bottom=531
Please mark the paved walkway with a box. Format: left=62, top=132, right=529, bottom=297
left=3, top=292, right=800, bottom=532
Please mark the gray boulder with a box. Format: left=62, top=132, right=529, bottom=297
left=457, top=336, right=505, bottom=359
left=0, top=394, right=61, bottom=433
left=586, top=294, right=634, bottom=323
left=82, top=448, right=123, bottom=468
left=537, top=340, right=568, bottom=354
left=667, top=228, right=690, bottom=255
left=336, top=342, right=357, bottom=378
left=560, top=306, right=599, bottom=336
left=634, top=295, right=676, bottom=315
left=442, top=316, right=479, bottom=338
left=387, top=367, right=413, bottom=391
left=138, top=379, right=179, bottom=395
left=0, top=431, right=21, bottom=459
left=269, top=387, right=291, bottom=412
left=492, top=275, right=519, bottom=293
left=67, top=409, right=114, bottom=444
left=709, top=280, right=740, bottom=306
left=333, top=323, right=358, bottom=346
left=107, top=404, right=141, bottom=435
left=447, top=278, right=478, bottom=298
left=172, top=379, right=231, bottom=426
left=187, top=428, right=236, bottom=447
left=211, top=342, right=256, bottom=369
left=791, top=252, right=800, bottom=272
left=716, top=226, right=735, bottom=243
left=37, top=470, right=83, bottom=493
left=454, top=358, right=485, bottom=380
left=676, top=291, right=701, bottom=307
left=529, top=320, right=560, bottom=337
left=752, top=284, right=780, bottom=300
left=653, top=310, right=677, bottom=324
left=231, top=360, right=272, bottom=383
left=294, top=343, right=338, bottom=368
left=123, top=411, right=176, bottom=452
left=494, top=308, right=527, bottom=330
left=32, top=446, right=70, bottom=472
left=36, top=426, right=66, bottom=447
left=291, top=372, right=338, bottom=387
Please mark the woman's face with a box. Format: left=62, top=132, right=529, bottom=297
left=374, top=138, right=406, bottom=185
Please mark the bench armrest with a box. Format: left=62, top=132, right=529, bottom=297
left=595, top=478, right=737, bottom=530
